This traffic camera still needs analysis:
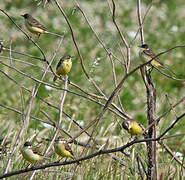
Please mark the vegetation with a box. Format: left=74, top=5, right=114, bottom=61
left=0, top=0, right=184, bottom=179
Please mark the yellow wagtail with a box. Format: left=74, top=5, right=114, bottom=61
left=53, top=55, right=74, bottom=82
left=21, top=13, right=48, bottom=38
left=54, top=139, right=74, bottom=160
left=122, top=120, right=142, bottom=136
left=21, top=141, right=43, bottom=163
left=139, top=44, right=175, bottom=74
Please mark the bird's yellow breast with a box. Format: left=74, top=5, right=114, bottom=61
left=129, top=122, right=142, bottom=135
left=54, top=142, right=73, bottom=159
left=139, top=51, right=162, bottom=67
left=56, top=59, right=72, bottom=76
left=25, top=21, right=45, bottom=35
left=21, top=148, right=42, bottom=163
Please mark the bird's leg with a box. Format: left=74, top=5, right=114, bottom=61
left=65, top=75, right=70, bottom=84
left=134, top=136, right=139, bottom=140
left=128, top=135, right=133, bottom=141
left=37, top=34, right=41, bottom=39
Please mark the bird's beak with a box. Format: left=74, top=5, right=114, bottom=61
left=71, top=56, right=75, bottom=59
left=21, top=14, right=24, bottom=17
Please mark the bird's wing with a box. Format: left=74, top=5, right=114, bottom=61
left=64, top=142, right=74, bottom=156
left=56, top=59, right=62, bottom=70
left=56, top=58, right=65, bottom=70
left=31, top=147, right=43, bottom=156
left=27, top=17, right=47, bottom=31
left=143, top=49, right=164, bottom=65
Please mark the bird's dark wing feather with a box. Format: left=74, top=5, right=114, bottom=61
left=28, top=17, right=47, bottom=31
left=56, top=59, right=62, bottom=70
left=31, top=147, right=43, bottom=156
left=143, top=49, right=164, bottom=65
left=64, top=142, right=74, bottom=156
left=56, top=58, right=65, bottom=70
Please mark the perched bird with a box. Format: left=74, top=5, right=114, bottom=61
left=54, top=139, right=74, bottom=160
left=21, top=13, right=48, bottom=38
left=122, top=120, right=142, bottom=136
left=139, top=44, right=175, bottom=74
left=21, top=13, right=62, bottom=38
left=53, top=55, right=74, bottom=82
left=21, top=141, right=43, bottom=163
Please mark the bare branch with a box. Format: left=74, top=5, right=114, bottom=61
left=137, top=0, right=145, bottom=44
left=107, top=0, right=131, bottom=73
left=53, top=0, right=105, bottom=97
left=2, top=125, right=185, bottom=179
left=0, top=9, right=46, bottom=61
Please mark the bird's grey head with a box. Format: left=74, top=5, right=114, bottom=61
left=24, top=141, right=32, bottom=147
left=21, top=14, right=31, bottom=19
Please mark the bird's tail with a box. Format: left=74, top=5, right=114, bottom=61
left=160, top=64, right=176, bottom=76
left=71, top=155, right=75, bottom=159
left=46, top=31, right=63, bottom=38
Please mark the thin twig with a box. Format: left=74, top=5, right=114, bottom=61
left=136, top=156, right=144, bottom=179
left=74, top=2, right=124, bottom=67
left=0, top=65, right=128, bottom=121
left=69, top=43, right=185, bottom=141
left=158, top=113, right=185, bottom=140
left=53, top=0, right=105, bottom=97
left=0, top=103, right=55, bottom=126
left=109, top=53, right=125, bottom=113
left=160, top=133, right=185, bottom=141
left=137, top=0, right=145, bottom=44
left=108, top=0, right=131, bottom=73
left=3, top=87, right=35, bottom=177
left=9, top=40, right=13, bottom=66
left=0, top=9, right=46, bottom=61
left=159, top=142, right=185, bottom=169
left=154, top=66, right=185, bottom=82
left=165, top=94, right=178, bottom=118
left=0, top=9, right=62, bottom=80
left=2, top=123, right=185, bottom=179
left=143, top=96, right=185, bottom=134
left=131, top=1, right=153, bottom=44
left=3, top=46, right=45, bottom=61
left=29, top=38, right=64, bottom=180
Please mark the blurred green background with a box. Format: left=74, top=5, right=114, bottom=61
left=0, top=0, right=184, bottom=179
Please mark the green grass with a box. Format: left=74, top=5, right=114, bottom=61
left=0, top=0, right=184, bottom=179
